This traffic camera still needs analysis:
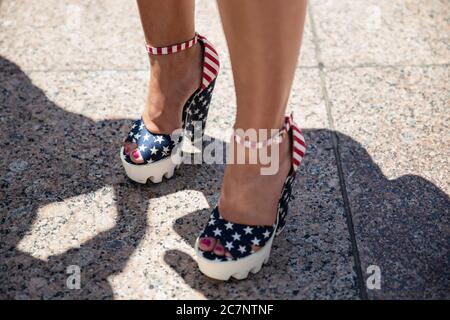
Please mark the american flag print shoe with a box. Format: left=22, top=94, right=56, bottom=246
left=195, top=114, right=307, bottom=280
left=120, top=33, right=220, bottom=183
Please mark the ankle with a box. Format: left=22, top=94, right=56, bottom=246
left=142, top=109, right=180, bottom=134
left=228, top=136, right=291, bottom=171
left=149, top=43, right=202, bottom=92
left=143, top=43, right=203, bottom=133
left=234, top=113, right=285, bottom=137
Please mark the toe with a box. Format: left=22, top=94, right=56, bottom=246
left=251, top=245, right=262, bottom=253
left=123, top=142, right=136, bottom=155
left=213, top=240, right=225, bottom=256
left=198, top=237, right=216, bottom=252
left=130, top=148, right=144, bottom=164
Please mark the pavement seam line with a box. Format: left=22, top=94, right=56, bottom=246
left=307, top=3, right=369, bottom=300
left=7, top=63, right=449, bottom=74
left=323, top=62, right=450, bottom=71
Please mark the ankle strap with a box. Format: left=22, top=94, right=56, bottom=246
left=233, top=113, right=306, bottom=172
left=287, top=114, right=306, bottom=171
left=233, top=114, right=296, bottom=149
left=146, top=33, right=199, bottom=55
left=233, top=124, right=287, bottom=149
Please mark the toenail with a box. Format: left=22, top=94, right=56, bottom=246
left=132, top=150, right=140, bottom=159
left=200, top=238, right=211, bottom=246
left=215, top=246, right=224, bottom=252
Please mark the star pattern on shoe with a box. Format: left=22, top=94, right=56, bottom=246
left=139, top=145, right=147, bottom=152
left=154, top=136, right=164, bottom=144
left=251, top=237, right=260, bottom=246
left=123, top=118, right=176, bottom=165
left=162, top=146, right=170, bottom=156
left=213, top=228, right=222, bottom=237
left=182, top=79, right=216, bottom=142
left=238, top=245, right=246, bottom=254
left=225, top=242, right=234, bottom=251
left=275, top=171, right=297, bottom=235
left=199, top=207, right=275, bottom=261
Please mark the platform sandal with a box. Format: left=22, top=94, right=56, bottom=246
left=195, top=114, right=306, bottom=280
left=120, top=33, right=220, bottom=183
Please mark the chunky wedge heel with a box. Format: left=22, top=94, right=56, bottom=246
left=121, top=33, right=220, bottom=184
left=195, top=114, right=306, bottom=280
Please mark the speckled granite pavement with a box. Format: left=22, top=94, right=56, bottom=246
left=0, top=0, right=449, bottom=300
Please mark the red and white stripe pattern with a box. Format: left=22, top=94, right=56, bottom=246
left=197, top=34, right=220, bottom=90
left=146, top=33, right=199, bottom=55
left=285, top=114, right=306, bottom=172
left=145, top=33, right=220, bottom=90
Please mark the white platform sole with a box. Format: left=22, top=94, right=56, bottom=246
left=194, top=231, right=276, bottom=281
left=120, top=147, right=181, bottom=184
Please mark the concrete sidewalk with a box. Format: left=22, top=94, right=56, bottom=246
left=0, top=0, right=448, bottom=299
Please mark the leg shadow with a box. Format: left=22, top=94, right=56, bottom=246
left=336, top=132, right=450, bottom=299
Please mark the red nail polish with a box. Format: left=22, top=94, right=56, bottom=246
left=132, top=150, right=140, bottom=159
left=200, top=238, right=211, bottom=246
left=215, top=246, right=224, bottom=252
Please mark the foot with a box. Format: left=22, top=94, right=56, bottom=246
left=198, top=133, right=292, bottom=257
left=124, top=43, right=203, bottom=164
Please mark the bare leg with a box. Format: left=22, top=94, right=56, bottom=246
left=199, top=0, right=308, bottom=255
left=125, top=0, right=202, bottom=163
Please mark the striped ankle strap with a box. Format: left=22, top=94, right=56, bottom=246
left=146, top=33, right=199, bottom=55
left=233, top=113, right=306, bottom=172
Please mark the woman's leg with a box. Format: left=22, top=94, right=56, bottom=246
left=199, top=0, right=308, bottom=255
left=125, top=0, right=202, bottom=163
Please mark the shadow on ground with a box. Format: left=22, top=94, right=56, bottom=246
left=0, top=57, right=448, bottom=299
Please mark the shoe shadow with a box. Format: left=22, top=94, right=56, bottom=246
left=166, top=131, right=450, bottom=299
